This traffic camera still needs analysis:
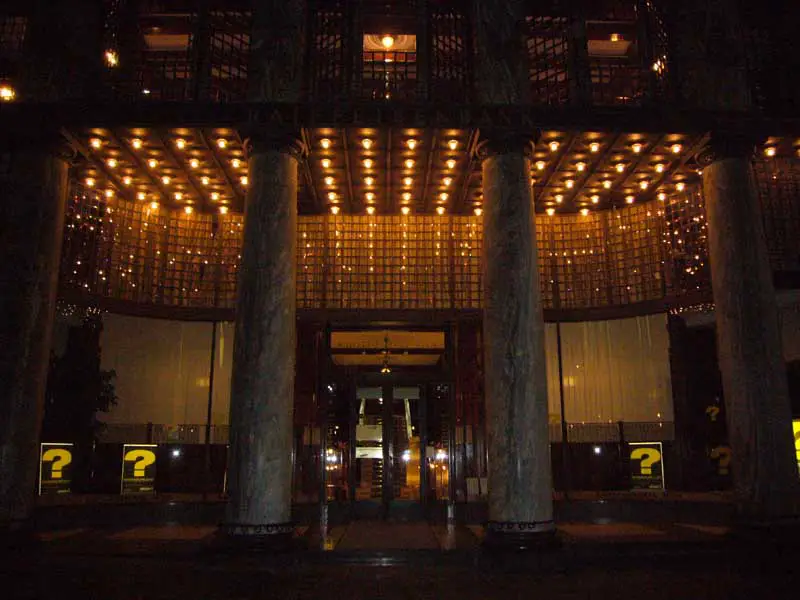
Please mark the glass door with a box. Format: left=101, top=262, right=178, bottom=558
left=388, top=386, right=423, bottom=516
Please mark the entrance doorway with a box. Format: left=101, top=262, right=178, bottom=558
left=322, top=328, right=452, bottom=520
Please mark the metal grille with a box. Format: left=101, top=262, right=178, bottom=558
left=208, top=10, right=251, bottom=102
left=754, top=157, right=800, bottom=273
left=430, top=3, right=470, bottom=103
left=526, top=15, right=571, bottom=106
left=590, top=60, right=643, bottom=106
left=661, top=184, right=711, bottom=296
left=138, top=49, right=194, bottom=101
left=360, top=50, right=418, bottom=102
left=308, top=1, right=349, bottom=101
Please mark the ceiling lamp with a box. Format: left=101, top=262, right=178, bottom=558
left=405, top=159, right=415, bottom=169
left=565, top=179, right=574, bottom=189
left=211, top=192, right=220, bottom=201
left=104, top=189, right=114, bottom=198
left=381, top=35, right=395, bottom=49
left=161, top=176, right=171, bottom=185
left=320, top=158, right=331, bottom=169
left=184, top=205, right=193, bottom=215
left=407, top=139, right=417, bottom=150
left=175, top=138, right=186, bottom=150
left=655, top=163, right=665, bottom=173
left=616, top=163, right=625, bottom=173
left=626, top=195, right=635, bottom=204
left=536, top=161, right=546, bottom=170
left=122, top=176, right=132, bottom=185
left=676, top=182, right=685, bottom=191
left=106, top=158, right=118, bottom=168
left=364, top=176, right=374, bottom=186
left=320, top=138, right=331, bottom=149
left=147, top=158, right=158, bottom=168
left=137, top=192, right=146, bottom=201
left=439, top=192, right=448, bottom=201
left=403, top=177, right=413, bottom=187
left=591, top=195, right=599, bottom=204
left=132, top=138, right=143, bottom=150
left=436, top=206, right=446, bottom=215
left=330, top=205, right=340, bottom=215
left=589, top=142, right=600, bottom=153
left=632, top=142, right=643, bottom=153
left=366, top=192, right=375, bottom=201
left=610, top=33, right=621, bottom=42
left=580, top=208, right=590, bottom=216
left=104, top=50, right=119, bottom=67
left=639, top=180, right=649, bottom=190
left=402, top=192, right=412, bottom=201
left=401, top=205, right=411, bottom=215
left=0, top=82, right=17, bottom=102
left=555, top=194, right=563, bottom=203
left=324, top=176, right=335, bottom=186
left=549, top=141, right=560, bottom=152
left=90, top=138, right=102, bottom=149
left=576, top=162, right=586, bottom=172
left=149, top=201, right=158, bottom=210
left=363, top=158, right=373, bottom=169
left=671, top=143, right=682, bottom=154
left=546, top=207, right=556, bottom=216
left=474, top=207, right=483, bottom=216
left=765, top=146, right=776, bottom=157
left=240, top=176, right=249, bottom=186
left=219, top=206, right=229, bottom=215
left=446, top=159, right=456, bottom=169
left=328, top=191, right=337, bottom=201
left=443, top=177, right=452, bottom=186
left=190, top=158, right=200, bottom=169
left=174, top=192, right=183, bottom=201
left=602, top=180, right=612, bottom=189
left=201, top=176, right=210, bottom=186
left=366, top=206, right=376, bottom=215
left=362, top=138, right=373, bottom=150
left=448, top=139, right=458, bottom=150
left=658, top=192, right=667, bottom=201
left=217, top=138, right=227, bottom=149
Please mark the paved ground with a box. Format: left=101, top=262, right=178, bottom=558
left=3, top=520, right=799, bottom=599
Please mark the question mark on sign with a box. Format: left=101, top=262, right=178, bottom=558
left=706, top=406, right=720, bottom=422
left=42, top=449, right=72, bottom=480
left=631, top=447, right=661, bottom=475
left=124, top=449, right=156, bottom=477
left=710, top=446, right=732, bottom=475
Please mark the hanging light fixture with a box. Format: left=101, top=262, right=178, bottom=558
left=381, top=335, right=392, bottom=374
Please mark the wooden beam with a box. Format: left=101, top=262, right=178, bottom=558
left=60, top=128, right=137, bottom=203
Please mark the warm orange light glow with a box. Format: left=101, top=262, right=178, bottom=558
left=132, top=139, right=143, bottom=150
left=190, top=158, right=200, bottom=169
left=364, top=176, right=374, bottom=186
left=576, top=162, right=586, bottom=172
left=149, top=201, right=158, bottom=210
left=610, top=33, right=621, bottom=42
left=231, top=158, right=242, bottom=169
left=85, top=177, right=95, bottom=187
left=147, top=158, right=158, bottom=168
left=436, top=206, right=446, bottom=215
left=200, top=176, right=209, bottom=186
left=403, top=177, right=413, bottom=187
left=580, top=208, right=590, bottom=216
left=474, top=207, right=483, bottom=216
left=402, top=192, right=412, bottom=201
left=104, top=50, right=119, bottom=67
left=405, top=159, right=415, bottom=169
left=138, top=192, right=146, bottom=201
left=616, top=163, right=625, bottom=173
left=211, top=192, right=220, bottom=201
left=658, top=192, right=667, bottom=201
left=443, top=177, right=452, bottom=186
left=448, top=139, right=458, bottom=151
left=401, top=206, right=411, bottom=215
left=671, top=143, right=682, bottom=154
left=632, top=143, right=643, bottom=153
left=602, top=180, right=612, bottom=189
left=328, top=192, right=337, bottom=201
left=446, top=159, right=456, bottom=169
left=676, top=182, right=685, bottom=191
left=549, top=141, right=560, bottom=152
left=90, top=138, right=102, bottom=149
left=362, top=138, right=373, bottom=150
left=363, top=158, right=373, bottom=169
left=536, top=161, right=546, bottom=170
left=590, top=142, right=600, bottom=153
left=174, top=192, right=183, bottom=201
left=330, top=205, right=340, bottom=215
left=381, top=35, right=395, bottom=49
left=656, top=163, right=665, bottom=173
left=555, top=194, right=563, bottom=203
left=321, top=158, right=331, bottom=169
left=161, top=176, right=171, bottom=185
left=439, top=192, right=448, bottom=201
left=546, top=207, right=556, bottom=216
left=366, top=205, right=376, bottom=215
left=639, top=180, right=649, bottom=190
left=217, top=138, right=227, bottom=149
left=122, top=176, right=132, bottom=186
left=320, top=138, right=331, bottom=149
left=626, top=195, right=635, bottom=204
left=219, top=206, right=229, bottom=215
left=591, top=195, right=600, bottom=204
left=565, top=179, right=574, bottom=189
left=240, top=176, right=248, bottom=186
left=0, top=83, right=17, bottom=102
left=765, top=146, right=776, bottom=157
left=106, top=158, right=118, bottom=168
left=407, top=139, right=417, bottom=150
left=365, top=192, right=375, bottom=201
left=175, top=138, right=186, bottom=150
left=324, top=176, right=335, bottom=186
left=184, top=205, right=193, bottom=215
left=105, top=189, right=114, bottom=198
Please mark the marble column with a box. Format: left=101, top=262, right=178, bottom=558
left=479, top=136, right=555, bottom=548
left=222, top=133, right=304, bottom=546
left=699, top=138, right=800, bottom=520
left=0, top=136, right=68, bottom=532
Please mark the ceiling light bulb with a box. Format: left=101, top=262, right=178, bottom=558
left=321, top=158, right=331, bottom=169
left=240, top=176, right=248, bottom=186
left=175, top=138, right=186, bottom=150
left=765, top=146, right=776, bottom=157
left=219, top=206, right=229, bottom=215
left=217, top=138, right=227, bottom=149
left=328, top=192, right=337, bottom=201
left=366, top=205, right=376, bottom=215
left=536, top=161, right=546, bottom=170
left=105, top=189, right=114, bottom=198
left=405, top=159, right=415, bottom=169
left=161, top=176, right=170, bottom=185
left=436, top=206, right=446, bottom=215
left=330, top=205, right=340, bottom=215
left=555, top=194, right=563, bottom=203
left=0, top=84, right=16, bottom=101
left=174, top=192, right=183, bottom=201
left=363, top=158, right=373, bottom=169
left=616, top=163, right=625, bottom=173
left=576, top=162, right=586, bottom=172
left=403, top=177, right=413, bottom=186
left=443, top=177, right=452, bottom=186
left=201, top=176, right=210, bottom=186
left=658, top=192, right=667, bottom=201
left=402, top=192, right=412, bottom=201
left=123, top=176, right=132, bottom=185
left=320, top=138, right=331, bottom=149
left=549, top=141, right=560, bottom=152
left=448, top=139, right=458, bottom=150
left=676, top=182, right=685, bottom=191
left=632, top=142, right=643, bottom=153
left=190, top=158, right=199, bottom=169
left=626, top=195, right=635, bottom=204
left=602, top=180, right=612, bottom=189
left=147, top=159, right=158, bottom=169
left=610, top=33, right=621, bottom=42
left=364, top=176, right=374, bottom=186
left=184, top=205, right=193, bottom=215
left=324, top=176, right=334, bottom=186
left=149, top=201, right=158, bottom=210
left=671, top=143, right=682, bottom=154
left=656, top=163, right=665, bottom=173
left=106, top=158, right=117, bottom=168
left=591, top=195, right=600, bottom=204
left=401, top=206, right=411, bottom=215
left=581, top=208, right=590, bottom=216
left=446, top=159, right=456, bottom=169
left=86, top=177, right=96, bottom=187
left=546, top=207, right=556, bottom=216
left=639, top=180, right=649, bottom=190
left=439, top=192, right=449, bottom=201
left=137, top=192, right=146, bottom=201
left=381, top=35, right=395, bottom=49
left=104, top=49, right=119, bottom=67
left=590, top=142, right=600, bottom=153
left=90, top=138, right=102, bottom=149
left=211, top=192, right=220, bottom=201
left=565, top=179, right=574, bottom=189
left=362, top=139, right=373, bottom=150
left=407, top=139, right=417, bottom=150
left=366, top=192, right=375, bottom=201
left=132, top=139, right=143, bottom=150
left=474, top=207, right=483, bottom=216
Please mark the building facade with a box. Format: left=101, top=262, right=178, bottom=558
left=1, top=0, right=799, bottom=545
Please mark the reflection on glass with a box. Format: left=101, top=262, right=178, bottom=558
left=355, top=388, right=383, bottom=500
left=392, top=387, right=420, bottom=501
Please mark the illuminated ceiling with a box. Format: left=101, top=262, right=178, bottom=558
left=63, top=126, right=798, bottom=216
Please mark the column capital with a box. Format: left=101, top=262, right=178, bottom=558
left=695, top=133, right=762, bottom=166
left=474, top=131, right=538, bottom=162
left=241, top=129, right=307, bottom=160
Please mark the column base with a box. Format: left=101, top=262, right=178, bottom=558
left=215, top=522, right=298, bottom=553
left=483, top=521, right=560, bottom=552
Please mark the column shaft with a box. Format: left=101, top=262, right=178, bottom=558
left=481, top=146, right=554, bottom=544
left=703, top=154, right=799, bottom=518
left=0, top=142, right=68, bottom=530
left=224, top=145, right=298, bottom=539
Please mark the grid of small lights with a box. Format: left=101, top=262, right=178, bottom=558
left=75, top=128, right=246, bottom=215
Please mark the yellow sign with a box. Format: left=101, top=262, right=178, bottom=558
left=39, top=443, right=73, bottom=495
left=121, top=444, right=157, bottom=494
left=793, top=420, right=800, bottom=476
left=630, top=442, right=664, bottom=490
left=710, top=446, right=732, bottom=475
